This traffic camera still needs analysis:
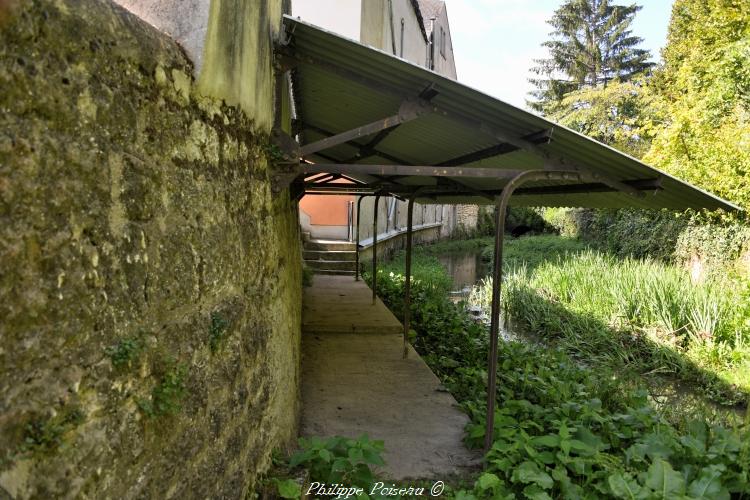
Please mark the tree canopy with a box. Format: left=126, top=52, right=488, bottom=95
left=529, top=0, right=653, bottom=114
left=537, top=0, right=750, bottom=211
left=644, top=0, right=750, bottom=210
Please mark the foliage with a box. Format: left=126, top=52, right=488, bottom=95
left=209, top=311, right=229, bottom=352
left=138, top=359, right=188, bottom=417
left=420, top=236, right=493, bottom=255
left=529, top=0, right=750, bottom=287
left=642, top=0, right=750, bottom=210
left=289, top=435, right=385, bottom=492
left=541, top=208, right=750, bottom=276
left=473, top=237, right=750, bottom=403
left=475, top=206, right=495, bottom=238
left=546, top=78, right=655, bottom=157
left=369, top=250, right=750, bottom=498
left=273, top=478, right=302, bottom=499
left=302, top=265, right=314, bottom=288
left=105, top=336, right=142, bottom=369
left=529, top=0, right=653, bottom=114
left=506, top=207, right=556, bottom=235
left=481, top=234, right=589, bottom=271
left=542, top=208, right=688, bottom=262
left=674, top=221, right=750, bottom=276
left=22, top=406, right=85, bottom=455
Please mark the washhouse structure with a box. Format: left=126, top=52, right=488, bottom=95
left=293, top=0, right=473, bottom=250
left=274, top=15, right=738, bottom=451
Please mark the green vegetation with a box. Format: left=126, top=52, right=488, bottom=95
left=480, top=234, right=589, bottom=269
left=536, top=1, right=750, bottom=211
left=208, top=311, right=229, bottom=352
left=367, top=247, right=750, bottom=498
left=22, top=406, right=85, bottom=455
left=644, top=0, right=750, bottom=210
left=261, top=435, right=387, bottom=499
left=533, top=0, right=750, bottom=281
left=472, top=243, right=750, bottom=405
left=138, top=359, right=188, bottom=417
left=302, top=264, right=314, bottom=287
left=105, top=336, right=142, bottom=369
left=529, top=0, right=653, bottom=115
left=290, top=435, right=385, bottom=490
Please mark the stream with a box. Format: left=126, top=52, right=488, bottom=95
left=437, top=250, right=489, bottom=300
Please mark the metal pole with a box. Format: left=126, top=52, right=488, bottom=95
left=355, top=195, right=365, bottom=281
left=403, top=194, right=416, bottom=359
left=372, top=195, right=381, bottom=305
left=483, top=170, right=579, bottom=453
left=484, top=198, right=505, bottom=453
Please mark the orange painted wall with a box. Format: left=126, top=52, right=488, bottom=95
left=299, top=194, right=354, bottom=225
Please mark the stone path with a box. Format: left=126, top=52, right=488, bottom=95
left=300, top=274, right=479, bottom=479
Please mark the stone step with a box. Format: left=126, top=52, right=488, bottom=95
left=310, top=269, right=356, bottom=276
left=303, top=250, right=357, bottom=262
left=304, top=259, right=357, bottom=272
left=304, top=239, right=356, bottom=251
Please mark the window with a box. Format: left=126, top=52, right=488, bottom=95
left=439, top=26, right=446, bottom=58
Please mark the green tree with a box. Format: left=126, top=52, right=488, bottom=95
left=643, top=0, right=750, bottom=210
left=529, top=0, right=653, bottom=114
left=547, top=78, right=653, bottom=157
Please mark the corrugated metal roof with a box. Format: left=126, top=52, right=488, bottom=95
left=282, top=15, right=739, bottom=211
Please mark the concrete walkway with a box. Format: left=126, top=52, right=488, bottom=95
left=300, top=275, right=478, bottom=479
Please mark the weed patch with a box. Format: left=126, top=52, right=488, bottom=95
left=209, top=311, right=229, bottom=352
left=22, top=406, right=85, bottom=455
left=138, top=359, right=187, bottom=417
left=105, top=336, right=141, bottom=369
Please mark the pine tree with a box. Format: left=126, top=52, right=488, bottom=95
left=529, top=0, right=653, bottom=114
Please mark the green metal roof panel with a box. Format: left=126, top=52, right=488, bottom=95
left=283, top=15, right=739, bottom=212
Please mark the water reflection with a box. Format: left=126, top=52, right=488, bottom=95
left=437, top=251, right=489, bottom=300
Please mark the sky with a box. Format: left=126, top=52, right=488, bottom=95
left=447, top=0, right=675, bottom=109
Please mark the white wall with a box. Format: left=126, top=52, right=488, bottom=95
left=112, top=0, right=210, bottom=74
left=292, top=0, right=361, bottom=41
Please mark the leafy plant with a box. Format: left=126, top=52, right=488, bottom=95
left=289, top=435, right=385, bottom=490
left=209, top=311, right=229, bottom=352
left=370, top=243, right=750, bottom=498
left=273, top=478, right=302, bottom=499
left=22, top=406, right=85, bottom=455
left=138, top=359, right=188, bottom=417
left=105, top=336, right=141, bottom=369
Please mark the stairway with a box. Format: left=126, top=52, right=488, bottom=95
left=303, top=239, right=357, bottom=276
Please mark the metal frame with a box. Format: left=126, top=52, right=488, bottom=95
left=354, top=194, right=371, bottom=281
left=482, top=170, right=581, bottom=452
left=372, top=195, right=381, bottom=305
left=279, top=19, right=738, bottom=467
left=299, top=100, right=433, bottom=158
left=402, top=191, right=418, bottom=360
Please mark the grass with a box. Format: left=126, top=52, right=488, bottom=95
left=372, top=235, right=750, bottom=406
left=469, top=239, right=750, bottom=406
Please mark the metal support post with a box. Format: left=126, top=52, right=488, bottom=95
left=403, top=194, right=416, bottom=359
left=372, top=195, right=381, bottom=305
left=483, top=170, right=580, bottom=453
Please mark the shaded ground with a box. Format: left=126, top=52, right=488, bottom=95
left=300, top=275, right=479, bottom=479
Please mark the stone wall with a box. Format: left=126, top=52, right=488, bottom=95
left=0, top=1, right=301, bottom=498
left=456, top=205, right=479, bottom=232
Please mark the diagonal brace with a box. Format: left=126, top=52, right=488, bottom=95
left=299, top=99, right=433, bottom=157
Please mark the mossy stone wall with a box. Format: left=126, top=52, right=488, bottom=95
left=0, top=0, right=301, bottom=497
